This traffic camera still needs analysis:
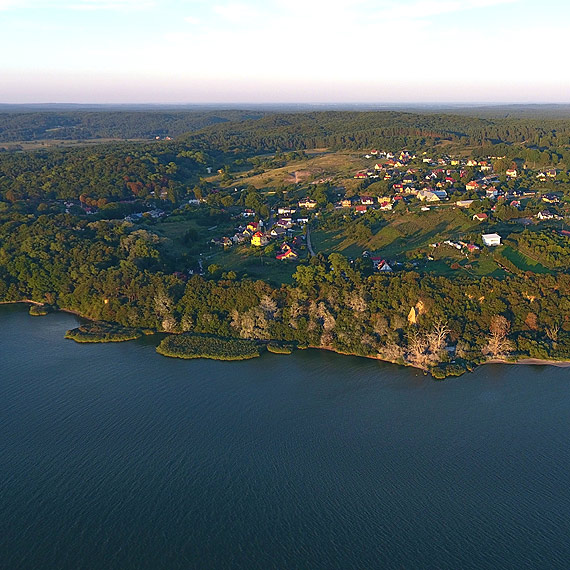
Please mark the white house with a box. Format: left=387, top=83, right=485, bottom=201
left=417, top=189, right=440, bottom=202
left=482, top=233, right=502, bottom=247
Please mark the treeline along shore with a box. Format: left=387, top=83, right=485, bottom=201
left=1, top=109, right=570, bottom=377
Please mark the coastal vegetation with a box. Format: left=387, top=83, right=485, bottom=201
left=156, top=334, right=263, bottom=360
left=65, top=322, right=143, bottom=343
left=2, top=108, right=570, bottom=376
left=267, top=342, right=295, bottom=354
left=28, top=303, right=52, bottom=316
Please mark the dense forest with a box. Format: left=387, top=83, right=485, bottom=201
left=1, top=108, right=570, bottom=377
left=183, top=111, right=570, bottom=158
left=0, top=110, right=263, bottom=142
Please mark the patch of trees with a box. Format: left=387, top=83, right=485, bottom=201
left=515, top=230, right=570, bottom=268
left=156, top=334, right=263, bottom=360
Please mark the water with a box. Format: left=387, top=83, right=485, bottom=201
left=1, top=304, right=570, bottom=569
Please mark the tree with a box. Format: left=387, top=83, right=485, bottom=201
left=484, top=315, right=513, bottom=358
left=426, top=319, right=450, bottom=355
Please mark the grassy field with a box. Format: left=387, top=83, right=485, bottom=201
left=206, top=245, right=301, bottom=285
left=0, top=138, right=148, bottom=151
left=501, top=245, right=551, bottom=273
left=313, top=207, right=480, bottom=259
left=210, top=150, right=371, bottom=190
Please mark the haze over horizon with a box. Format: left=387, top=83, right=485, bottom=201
left=1, top=0, right=568, bottom=105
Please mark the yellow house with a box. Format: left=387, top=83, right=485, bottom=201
left=251, top=231, right=268, bottom=247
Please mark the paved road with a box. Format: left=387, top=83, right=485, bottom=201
left=306, top=225, right=316, bottom=256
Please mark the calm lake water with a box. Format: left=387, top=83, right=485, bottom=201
left=2, top=305, right=570, bottom=569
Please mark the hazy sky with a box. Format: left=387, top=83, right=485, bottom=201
left=1, top=0, right=568, bottom=104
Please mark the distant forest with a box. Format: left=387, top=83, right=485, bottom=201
left=0, top=110, right=264, bottom=142
left=1, top=107, right=570, bottom=154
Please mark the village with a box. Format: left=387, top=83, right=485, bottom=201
left=183, top=144, right=570, bottom=280
left=48, top=143, right=570, bottom=283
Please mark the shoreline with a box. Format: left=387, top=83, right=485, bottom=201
left=484, top=358, right=570, bottom=369
left=2, top=301, right=570, bottom=372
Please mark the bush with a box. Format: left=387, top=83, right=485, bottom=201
left=431, top=363, right=468, bottom=380
left=29, top=304, right=52, bottom=316
left=267, top=342, right=295, bottom=354
left=157, top=334, right=263, bottom=360
left=65, top=322, right=143, bottom=343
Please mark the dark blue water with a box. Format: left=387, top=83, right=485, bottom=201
left=2, top=304, right=570, bottom=569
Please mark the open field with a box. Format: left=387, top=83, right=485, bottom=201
left=501, top=245, right=552, bottom=273
left=206, top=246, right=301, bottom=285
left=0, top=138, right=148, bottom=151
left=208, top=150, right=371, bottom=190
left=313, top=207, right=480, bottom=259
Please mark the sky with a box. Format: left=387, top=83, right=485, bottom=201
left=1, top=0, right=569, bottom=104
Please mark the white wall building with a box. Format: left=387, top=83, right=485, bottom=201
left=482, top=233, right=502, bottom=247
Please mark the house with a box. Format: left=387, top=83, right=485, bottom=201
left=486, top=187, right=500, bottom=200
left=296, top=217, right=309, bottom=225
left=506, top=168, right=518, bottom=178
left=542, top=193, right=560, bottom=204
left=473, top=212, right=488, bottom=222
left=276, top=243, right=298, bottom=261
left=466, top=159, right=478, bottom=167
left=433, top=190, right=448, bottom=200
left=276, top=217, right=293, bottom=228
left=277, top=207, right=296, bottom=215
left=546, top=169, right=558, bottom=178
left=251, top=231, right=269, bottom=247
left=242, top=209, right=255, bottom=217
left=466, top=181, right=480, bottom=191
left=360, top=196, right=375, bottom=206
left=379, top=200, right=393, bottom=211
left=456, top=200, right=474, bottom=208
left=536, top=210, right=554, bottom=220
left=354, top=172, right=368, bottom=179
left=341, top=198, right=354, bottom=208
left=247, top=221, right=259, bottom=232
left=298, top=198, right=317, bottom=209
left=355, top=205, right=368, bottom=214
left=371, top=257, right=393, bottom=272
left=270, top=226, right=287, bottom=238
left=482, top=233, right=502, bottom=246
left=417, top=190, right=440, bottom=202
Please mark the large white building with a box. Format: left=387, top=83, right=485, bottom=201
left=482, top=233, right=502, bottom=247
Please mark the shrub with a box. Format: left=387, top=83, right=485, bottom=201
left=267, top=342, right=294, bottom=354
left=65, top=322, right=143, bottom=343
left=157, top=334, right=263, bottom=360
